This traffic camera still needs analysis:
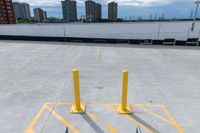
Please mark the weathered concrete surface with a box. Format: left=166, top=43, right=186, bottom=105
left=0, top=40, right=199, bottom=133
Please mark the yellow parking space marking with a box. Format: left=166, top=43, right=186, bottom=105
left=106, top=125, right=117, bottom=133
left=123, top=114, right=158, bottom=133
left=65, top=46, right=74, bottom=54
left=31, top=47, right=44, bottom=53
left=46, top=102, right=71, bottom=105
left=124, top=49, right=131, bottom=56
left=162, top=106, right=184, bottom=133
left=46, top=105, right=79, bottom=133
left=87, top=112, right=99, bottom=121
left=30, top=45, right=51, bottom=53
left=96, top=47, right=100, bottom=56
left=105, top=105, right=158, bottom=133
left=90, top=103, right=164, bottom=107
left=133, top=104, right=164, bottom=107
left=26, top=102, right=183, bottom=133
left=137, top=106, right=172, bottom=125
left=25, top=129, right=35, bottom=133
left=25, top=103, right=47, bottom=133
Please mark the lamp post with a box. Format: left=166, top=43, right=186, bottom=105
left=191, top=0, right=200, bottom=31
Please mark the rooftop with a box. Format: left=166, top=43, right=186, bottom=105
left=0, top=40, right=199, bottom=133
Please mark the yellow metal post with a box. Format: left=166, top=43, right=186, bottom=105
left=117, top=70, right=132, bottom=114
left=70, top=69, right=86, bottom=113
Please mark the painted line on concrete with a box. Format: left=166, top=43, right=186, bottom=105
left=26, top=102, right=183, bottom=133
left=45, top=105, right=79, bottom=133
left=105, top=125, right=117, bottom=133
left=46, top=102, right=71, bottom=105
left=90, top=102, right=164, bottom=107
left=30, top=45, right=53, bottom=53
left=25, top=103, right=47, bottom=133
left=106, top=105, right=158, bottom=133
left=31, top=47, right=45, bottom=53
left=123, top=114, right=158, bottom=133
left=124, top=48, right=131, bottom=56
left=162, top=106, right=184, bottom=133
left=137, top=106, right=172, bottom=125
left=87, top=112, right=99, bottom=121
left=96, top=47, right=100, bottom=56
left=133, top=104, right=165, bottom=107
left=65, top=46, right=74, bottom=54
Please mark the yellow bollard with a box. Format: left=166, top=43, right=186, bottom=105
left=117, top=70, right=132, bottom=114
left=70, top=69, right=86, bottom=113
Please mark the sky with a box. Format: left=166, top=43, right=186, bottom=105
left=12, top=0, right=198, bottom=19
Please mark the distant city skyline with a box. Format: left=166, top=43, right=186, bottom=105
left=12, top=0, right=198, bottom=19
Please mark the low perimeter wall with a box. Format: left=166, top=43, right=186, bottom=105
left=0, top=21, right=200, bottom=45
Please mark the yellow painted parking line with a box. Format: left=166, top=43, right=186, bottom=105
left=26, top=102, right=183, bottom=133
left=106, top=125, right=117, bottom=133
left=25, top=129, right=35, bottom=133
left=106, top=105, right=158, bottom=133
left=65, top=46, right=74, bottom=54
left=96, top=47, right=100, bottom=56
left=124, top=49, right=131, bottom=56
left=133, top=104, right=164, bottom=107
left=46, top=102, right=71, bottom=105
left=87, top=102, right=116, bottom=106
left=123, top=114, right=158, bottom=133
left=137, top=106, right=172, bottom=125
left=25, top=103, right=47, bottom=133
left=31, top=47, right=44, bottom=53
left=162, top=106, right=184, bottom=133
left=87, top=112, right=99, bottom=121
left=30, top=45, right=50, bottom=53
left=46, top=105, right=79, bottom=133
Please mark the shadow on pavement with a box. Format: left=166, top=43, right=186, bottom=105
left=128, top=114, right=160, bottom=133
left=80, top=113, right=104, bottom=133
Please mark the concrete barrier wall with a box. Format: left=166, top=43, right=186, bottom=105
left=0, top=21, right=200, bottom=40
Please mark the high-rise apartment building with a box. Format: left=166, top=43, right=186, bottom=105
left=61, top=0, right=77, bottom=22
left=43, top=11, right=47, bottom=20
left=33, top=8, right=46, bottom=22
left=108, top=2, right=118, bottom=22
left=85, top=0, right=101, bottom=22
left=0, top=0, right=16, bottom=24
left=85, top=0, right=96, bottom=22
left=13, top=2, right=31, bottom=19
left=95, top=3, right=101, bottom=21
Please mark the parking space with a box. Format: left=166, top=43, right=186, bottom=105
left=25, top=102, right=182, bottom=133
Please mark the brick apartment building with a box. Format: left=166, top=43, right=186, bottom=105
left=0, top=0, right=16, bottom=24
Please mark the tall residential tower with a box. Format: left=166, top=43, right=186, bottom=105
left=12, top=2, right=31, bottom=19
left=33, top=8, right=46, bottom=22
left=95, top=3, right=102, bottom=21
left=85, top=0, right=102, bottom=22
left=61, top=0, right=77, bottom=22
left=108, top=2, right=118, bottom=22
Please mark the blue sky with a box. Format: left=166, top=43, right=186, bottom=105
left=12, top=0, right=197, bottom=19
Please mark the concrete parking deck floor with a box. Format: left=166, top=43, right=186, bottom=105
left=0, top=40, right=200, bottom=133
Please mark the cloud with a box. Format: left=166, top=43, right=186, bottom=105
left=13, top=0, right=171, bottom=7
left=12, top=0, right=195, bottom=19
left=13, top=0, right=61, bottom=6
left=108, top=0, right=170, bottom=6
